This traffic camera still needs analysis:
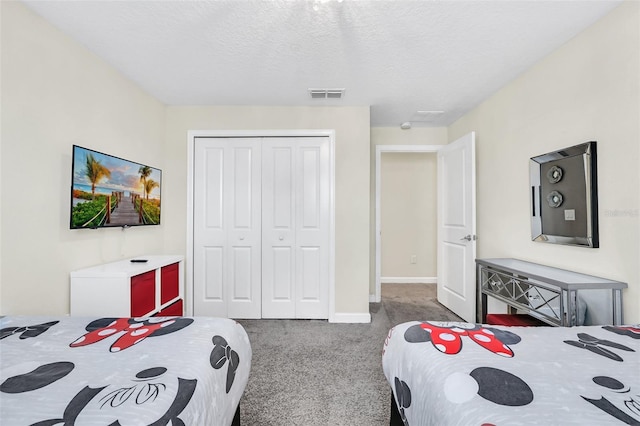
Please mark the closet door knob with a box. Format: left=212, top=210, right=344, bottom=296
left=279, top=236, right=284, bottom=240
left=239, top=236, right=245, bottom=240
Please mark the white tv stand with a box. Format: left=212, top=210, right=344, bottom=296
left=70, top=255, right=184, bottom=317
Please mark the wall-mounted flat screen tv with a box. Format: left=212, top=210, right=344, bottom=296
left=70, top=145, right=162, bottom=229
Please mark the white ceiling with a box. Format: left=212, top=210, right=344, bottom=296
left=22, top=0, right=622, bottom=127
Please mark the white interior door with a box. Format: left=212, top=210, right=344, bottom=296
left=437, top=132, right=476, bottom=322
left=262, top=137, right=329, bottom=319
left=193, top=138, right=262, bottom=318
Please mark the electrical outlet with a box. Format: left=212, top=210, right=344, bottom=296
left=564, top=209, right=575, bottom=221
left=410, top=255, right=417, bottom=264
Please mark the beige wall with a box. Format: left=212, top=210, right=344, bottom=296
left=164, top=106, right=371, bottom=316
left=450, top=1, right=640, bottom=322
left=0, top=2, right=167, bottom=314
left=381, top=153, right=437, bottom=278
left=369, top=128, right=447, bottom=295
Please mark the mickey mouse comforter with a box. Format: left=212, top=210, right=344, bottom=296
left=382, top=321, right=640, bottom=426
left=0, top=315, right=251, bottom=426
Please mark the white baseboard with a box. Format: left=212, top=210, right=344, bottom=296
left=381, top=277, right=437, bottom=284
left=330, top=312, right=371, bottom=323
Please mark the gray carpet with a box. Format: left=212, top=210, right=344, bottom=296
left=236, top=284, right=461, bottom=426
left=381, top=283, right=462, bottom=327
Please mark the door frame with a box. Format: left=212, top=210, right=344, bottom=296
left=374, top=144, right=444, bottom=303
left=186, top=130, right=336, bottom=320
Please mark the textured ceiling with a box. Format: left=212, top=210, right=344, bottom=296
left=22, top=0, right=622, bottom=127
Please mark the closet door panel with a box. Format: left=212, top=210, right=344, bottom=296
left=193, top=143, right=227, bottom=317
left=226, top=142, right=262, bottom=318
left=203, top=247, right=224, bottom=300
left=295, top=141, right=330, bottom=318
left=262, top=143, right=295, bottom=318
left=273, top=248, right=293, bottom=299
left=299, top=246, right=320, bottom=300
left=301, top=148, right=320, bottom=227
left=194, top=138, right=261, bottom=319
left=231, top=147, right=254, bottom=228
left=230, top=247, right=252, bottom=299
left=273, top=148, right=293, bottom=227
left=204, top=148, right=224, bottom=227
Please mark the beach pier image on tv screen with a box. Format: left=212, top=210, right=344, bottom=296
left=70, top=145, right=161, bottom=229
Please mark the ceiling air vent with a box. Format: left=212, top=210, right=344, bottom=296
left=309, top=89, right=327, bottom=99
left=308, top=88, right=345, bottom=99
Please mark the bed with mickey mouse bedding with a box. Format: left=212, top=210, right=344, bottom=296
left=0, top=315, right=251, bottom=426
left=382, top=321, right=640, bottom=425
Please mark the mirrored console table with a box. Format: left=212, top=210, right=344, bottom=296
left=476, top=258, right=627, bottom=327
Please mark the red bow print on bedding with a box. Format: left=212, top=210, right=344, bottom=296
left=405, top=322, right=521, bottom=357
left=70, top=317, right=193, bottom=352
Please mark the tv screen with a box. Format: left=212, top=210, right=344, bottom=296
left=70, top=145, right=162, bottom=229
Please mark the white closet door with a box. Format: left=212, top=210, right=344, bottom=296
left=295, top=138, right=330, bottom=318
left=261, top=141, right=295, bottom=318
left=262, top=137, right=329, bottom=319
left=193, top=138, right=262, bottom=318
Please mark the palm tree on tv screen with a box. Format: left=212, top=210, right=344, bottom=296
left=85, top=153, right=111, bottom=198
left=144, top=178, right=159, bottom=200
left=139, top=165, right=152, bottom=196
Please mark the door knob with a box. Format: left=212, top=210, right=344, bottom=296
left=279, top=236, right=284, bottom=241
left=460, top=234, right=476, bottom=241
left=239, top=236, right=244, bottom=240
